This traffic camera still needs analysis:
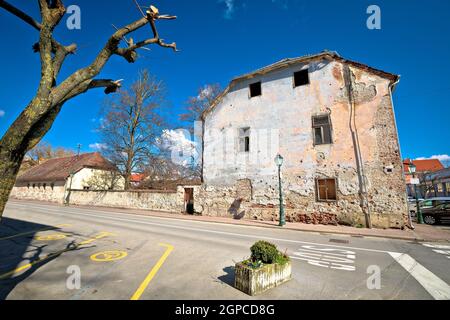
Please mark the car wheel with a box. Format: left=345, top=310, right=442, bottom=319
left=424, top=215, right=437, bottom=225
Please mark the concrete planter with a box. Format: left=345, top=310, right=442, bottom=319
left=234, top=261, right=292, bottom=296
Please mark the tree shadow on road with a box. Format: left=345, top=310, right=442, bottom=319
left=0, top=218, right=87, bottom=300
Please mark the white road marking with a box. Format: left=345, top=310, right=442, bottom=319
left=291, top=245, right=357, bottom=272
left=389, top=252, right=450, bottom=300
left=423, top=243, right=450, bottom=260
left=423, top=244, right=450, bottom=250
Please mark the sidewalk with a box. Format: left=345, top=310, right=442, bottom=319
left=9, top=199, right=450, bottom=242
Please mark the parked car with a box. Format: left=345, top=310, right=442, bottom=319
left=422, top=203, right=450, bottom=225
left=420, top=197, right=450, bottom=210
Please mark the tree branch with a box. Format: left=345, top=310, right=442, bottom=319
left=0, top=0, right=42, bottom=30
left=51, top=6, right=177, bottom=105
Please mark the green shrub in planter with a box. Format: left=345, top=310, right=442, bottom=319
left=250, top=241, right=289, bottom=265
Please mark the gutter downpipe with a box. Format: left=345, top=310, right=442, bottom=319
left=343, top=64, right=372, bottom=229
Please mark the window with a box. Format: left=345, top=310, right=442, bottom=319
left=294, top=69, right=310, bottom=87
left=239, top=127, right=251, bottom=153
left=51, top=183, right=55, bottom=190
left=83, top=186, right=90, bottom=191
left=249, top=82, right=262, bottom=98
left=27, top=183, right=30, bottom=189
left=313, top=115, right=333, bottom=145
left=32, top=184, right=36, bottom=189
left=317, top=178, right=337, bottom=201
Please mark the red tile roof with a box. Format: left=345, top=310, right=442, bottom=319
left=130, top=173, right=147, bottom=183
left=403, top=159, right=445, bottom=174
left=17, top=153, right=117, bottom=183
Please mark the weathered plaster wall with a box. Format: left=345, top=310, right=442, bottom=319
left=201, top=59, right=408, bottom=228
left=10, top=181, right=66, bottom=204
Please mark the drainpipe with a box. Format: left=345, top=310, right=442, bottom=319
left=343, top=64, right=372, bottom=229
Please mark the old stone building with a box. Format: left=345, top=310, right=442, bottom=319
left=11, top=152, right=124, bottom=204
left=198, top=51, right=408, bottom=229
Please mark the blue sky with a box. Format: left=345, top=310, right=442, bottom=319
left=0, top=0, right=449, bottom=163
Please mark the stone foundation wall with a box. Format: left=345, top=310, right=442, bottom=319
left=196, top=175, right=405, bottom=229
left=10, top=185, right=66, bottom=204
left=66, top=189, right=182, bottom=213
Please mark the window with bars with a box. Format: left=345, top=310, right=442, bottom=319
left=313, top=115, right=332, bottom=145
left=238, top=127, right=251, bottom=153
left=316, top=178, right=337, bottom=201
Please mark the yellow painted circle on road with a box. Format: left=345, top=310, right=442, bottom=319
left=90, top=251, right=128, bottom=262
left=35, top=233, right=67, bottom=241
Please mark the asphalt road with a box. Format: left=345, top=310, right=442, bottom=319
left=1, top=200, right=450, bottom=300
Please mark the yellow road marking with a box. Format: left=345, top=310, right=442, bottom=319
left=0, top=224, right=71, bottom=241
left=0, top=232, right=114, bottom=280
left=35, top=233, right=67, bottom=241
left=130, top=243, right=174, bottom=301
left=79, top=232, right=115, bottom=245
left=91, top=250, right=128, bottom=262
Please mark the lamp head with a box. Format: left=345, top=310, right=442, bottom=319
left=275, top=154, right=284, bottom=167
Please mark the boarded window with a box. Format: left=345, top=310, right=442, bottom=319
left=294, top=69, right=310, bottom=87
left=249, top=82, right=262, bottom=98
left=317, top=178, right=337, bottom=201
left=239, top=128, right=251, bottom=153
left=313, top=115, right=332, bottom=145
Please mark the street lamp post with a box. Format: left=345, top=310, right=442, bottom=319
left=275, top=154, right=286, bottom=227
left=409, top=163, right=424, bottom=224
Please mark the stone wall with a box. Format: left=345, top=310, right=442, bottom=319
left=66, top=189, right=183, bottom=213
left=10, top=182, right=66, bottom=204
left=200, top=59, right=408, bottom=229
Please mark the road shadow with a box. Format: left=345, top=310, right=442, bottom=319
left=0, top=218, right=83, bottom=300
left=217, top=266, right=235, bottom=289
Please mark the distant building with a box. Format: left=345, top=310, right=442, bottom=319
left=403, top=159, right=445, bottom=198
left=11, top=152, right=124, bottom=204
left=423, top=168, right=450, bottom=198
left=130, top=173, right=148, bottom=187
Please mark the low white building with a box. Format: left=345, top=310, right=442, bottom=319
left=11, top=152, right=124, bottom=204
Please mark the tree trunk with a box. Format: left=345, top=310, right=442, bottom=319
left=0, top=103, right=63, bottom=219
left=0, top=148, right=26, bottom=220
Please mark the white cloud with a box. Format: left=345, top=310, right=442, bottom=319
left=219, top=0, right=235, bottom=19
left=416, top=154, right=450, bottom=163
left=157, top=129, right=198, bottom=167
left=89, top=143, right=108, bottom=151
left=0, top=110, right=5, bottom=117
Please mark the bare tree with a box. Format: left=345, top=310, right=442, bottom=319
left=98, top=70, right=165, bottom=190
left=0, top=1, right=177, bottom=218
left=27, top=141, right=75, bottom=165
left=180, top=84, right=222, bottom=132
